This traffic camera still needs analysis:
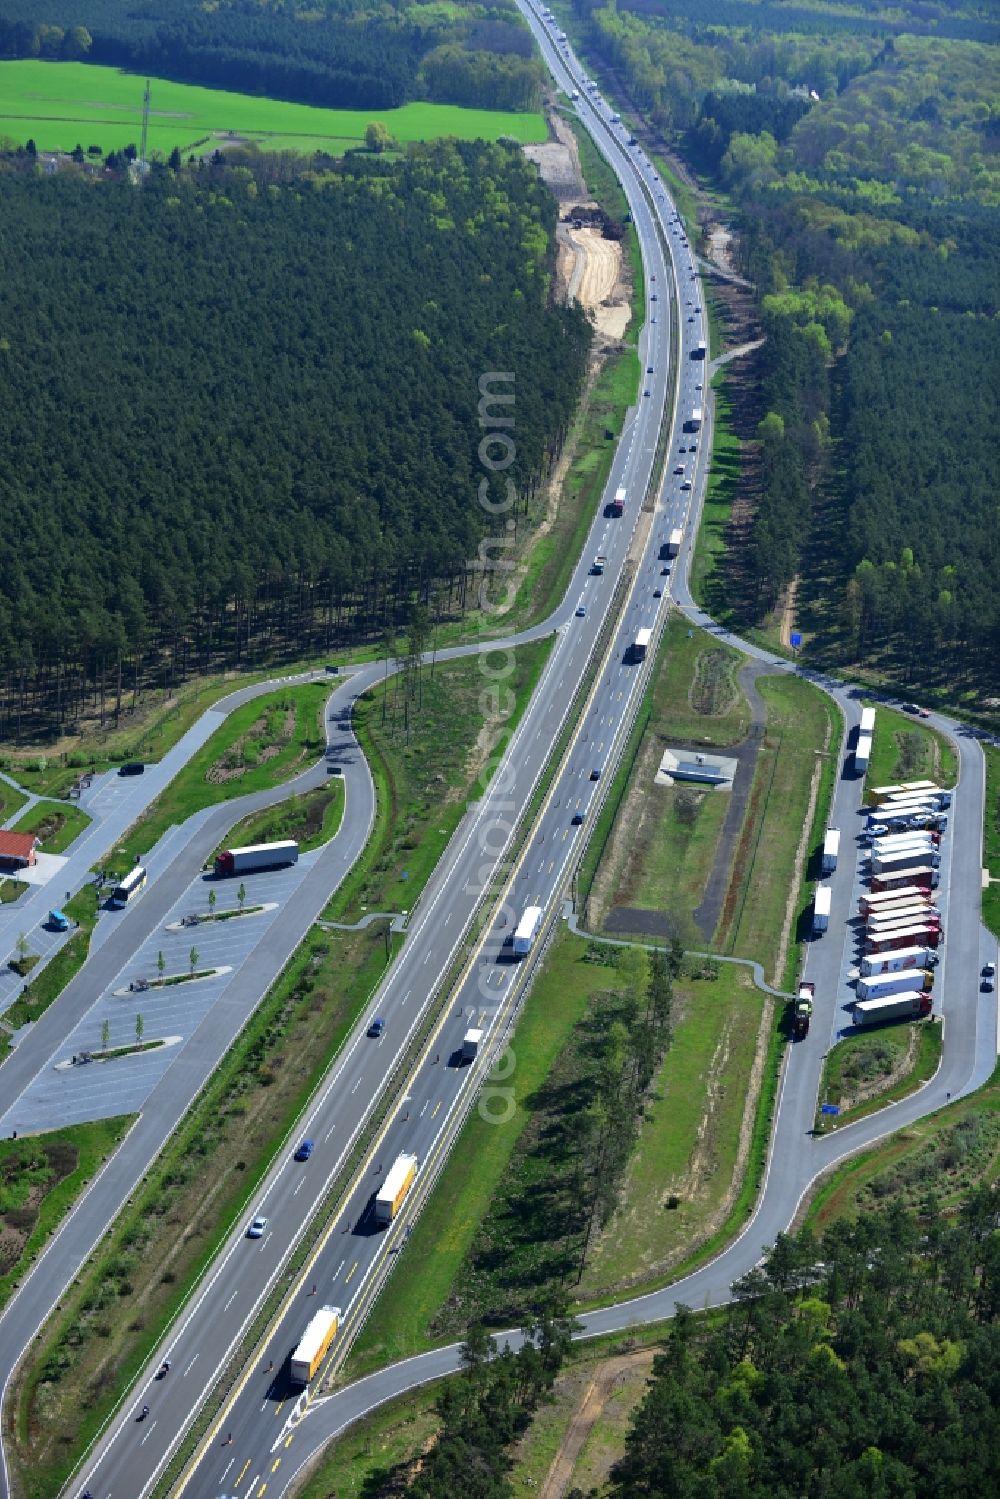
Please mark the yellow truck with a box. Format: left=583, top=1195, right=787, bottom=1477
left=375, top=1153, right=418, bottom=1226
left=289, top=1305, right=341, bottom=1385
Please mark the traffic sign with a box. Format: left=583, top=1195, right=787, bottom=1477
left=790, top=631, right=802, bottom=649
left=820, top=1103, right=840, bottom=1116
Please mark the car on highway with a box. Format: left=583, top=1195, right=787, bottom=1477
left=673, top=465, right=684, bottom=475
left=651, top=292, right=658, bottom=301
left=643, top=389, right=651, bottom=397
left=294, top=1140, right=314, bottom=1161
left=982, top=977, right=995, bottom=993
left=247, top=1215, right=268, bottom=1239
left=689, top=442, right=698, bottom=451
left=571, top=811, right=584, bottom=825
left=590, top=768, right=601, bottom=781
left=575, top=605, right=587, bottom=617
left=681, top=480, right=692, bottom=490
left=646, top=365, right=654, bottom=373
left=653, top=589, right=662, bottom=598
left=368, top=1017, right=386, bottom=1038
left=985, top=963, right=997, bottom=977
left=661, top=565, right=670, bottom=575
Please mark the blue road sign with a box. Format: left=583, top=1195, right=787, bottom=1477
left=790, top=631, right=802, bottom=649
left=820, top=1103, right=840, bottom=1116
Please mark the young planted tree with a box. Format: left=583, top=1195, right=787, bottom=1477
left=135, top=1013, right=144, bottom=1045
left=237, top=882, right=247, bottom=912
left=100, top=1017, right=111, bottom=1052
left=189, top=946, right=199, bottom=976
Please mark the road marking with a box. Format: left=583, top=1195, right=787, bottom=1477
left=351, top=1078, right=361, bottom=1093
left=402, top=989, right=411, bottom=1004
left=184, top=1353, right=199, bottom=1376
left=432, top=1100, right=442, bottom=1118
left=345, top=1261, right=359, bottom=1284
left=325, top=1124, right=336, bottom=1141
left=293, top=1178, right=305, bottom=1195
left=272, top=1458, right=281, bottom=1472
left=140, top=1421, right=157, bottom=1444
left=257, top=1484, right=267, bottom=1497
left=284, top=1434, right=295, bottom=1448
left=222, top=1458, right=236, bottom=1481
left=420, top=1100, right=429, bottom=1117
left=334, top=1259, right=345, bottom=1278
left=224, top=1290, right=238, bottom=1311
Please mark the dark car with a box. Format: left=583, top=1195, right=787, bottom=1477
left=571, top=811, right=584, bottom=825
left=368, top=1017, right=386, bottom=1038
left=590, top=768, right=601, bottom=781
left=982, top=979, right=994, bottom=993
left=293, top=1140, right=314, bottom=1161
left=118, top=762, right=144, bottom=777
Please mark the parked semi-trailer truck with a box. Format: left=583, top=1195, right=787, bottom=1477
left=871, top=848, right=940, bottom=876
left=857, top=969, right=932, bottom=1002
left=821, top=829, right=840, bottom=874
left=812, top=885, right=832, bottom=935
left=851, top=992, right=932, bottom=1026
left=859, top=706, right=876, bottom=737
left=860, top=885, right=932, bottom=916
left=374, top=1153, right=418, bottom=1226
left=866, top=924, right=941, bottom=954
left=289, top=1306, right=341, bottom=1385
left=610, top=486, right=626, bottom=516
left=854, top=733, right=873, bottom=774
left=666, top=528, right=683, bottom=557
left=865, top=896, right=938, bottom=923
left=793, top=981, right=814, bottom=1040
left=861, top=945, right=935, bottom=977
left=513, top=905, right=543, bottom=958
left=214, top=840, right=299, bottom=877
left=867, top=911, right=940, bottom=938
left=871, top=866, right=938, bottom=893
left=871, top=781, right=949, bottom=807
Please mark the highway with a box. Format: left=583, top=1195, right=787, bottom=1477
left=0, top=5, right=994, bottom=1497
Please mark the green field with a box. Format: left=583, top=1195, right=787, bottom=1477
left=9, top=799, right=90, bottom=855
left=0, top=61, right=546, bottom=157
left=863, top=700, right=958, bottom=791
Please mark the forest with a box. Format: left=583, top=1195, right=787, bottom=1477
left=0, top=0, right=546, bottom=112
left=576, top=0, right=1000, bottom=705
left=358, top=1191, right=1000, bottom=1496
left=0, top=143, right=591, bottom=741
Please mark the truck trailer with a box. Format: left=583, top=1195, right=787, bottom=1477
left=851, top=991, right=932, bottom=1026
left=859, top=707, right=876, bottom=737
left=632, top=627, right=653, bottom=662
left=860, top=885, right=932, bottom=916
left=374, top=1153, right=418, bottom=1226
left=865, top=895, right=938, bottom=922
left=871, top=848, right=940, bottom=876
left=793, top=981, right=814, bottom=1040
left=691, top=340, right=707, bottom=360
left=871, top=866, right=938, bottom=893
left=513, top=905, right=543, bottom=958
left=854, top=733, right=873, bottom=774
left=821, top=829, right=841, bottom=874
left=812, top=885, right=832, bottom=935
left=682, top=406, right=703, bottom=433
left=870, top=781, right=946, bottom=806
left=461, top=1029, right=483, bottom=1063
left=866, top=924, right=941, bottom=954
left=861, top=945, right=935, bottom=977
left=857, top=969, right=932, bottom=1002
left=666, top=528, right=683, bottom=557
left=214, top=841, right=299, bottom=878
left=289, top=1306, right=341, bottom=1385
left=867, top=908, right=939, bottom=936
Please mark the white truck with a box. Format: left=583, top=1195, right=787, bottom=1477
left=289, top=1306, right=341, bottom=1386
left=461, top=1028, right=483, bottom=1063
left=871, top=847, right=940, bottom=875
left=513, top=905, right=543, bottom=958
left=682, top=406, right=703, bottom=433
left=591, top=555, right=607, bottom=575
left=854, top=733, right=873, bottom=774
left=214, top=840, right=299, bottom=877
left=861, top=945, right=935, bottom=977
left=666, top=527, right=683, bottom=557
left=857, top=969, right=931, bottom=1002
left=821, top=828, right=840, bottom=874
left=859, top=706, right=876, bottom=736
left=812, top=885, right=831, bottom=935
left=632, top=627, right=652, bottom=662
left=851, top=992, right=932, bottom=1026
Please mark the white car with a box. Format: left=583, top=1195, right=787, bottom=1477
left=247, top=1216, right=268, bottom=1239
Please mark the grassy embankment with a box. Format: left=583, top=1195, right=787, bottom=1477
left=0, top=60, right=546, bottom=157
left=8, top=799, right=91, bottom=854
left=0, top=1120, right=132, bottom=1315
left=0, top=778, right=28, bottom=823
left=348, top=931, right=764, bottom=1375
left=211, top=782, right=343, bottom=861
left=985, top=746, right=1000, bottom=939
left=815, top=1020, right=943, bottom=1131
left=326, top=642, right=550, bottom=922
left=688, top=373, right=740, bottom=615
left=577, top=615, right=748, bottom=946
left=862, top=699, right=958, bottom=790
left=1, top=887, right=97, bottom=1033
left=804, top=1060, right=1000, bottom=1234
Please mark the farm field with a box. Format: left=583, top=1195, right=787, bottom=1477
left=0, top=61, right=547, bottom=158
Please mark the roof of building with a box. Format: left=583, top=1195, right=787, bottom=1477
left=0, top=831, right=38, bottom=860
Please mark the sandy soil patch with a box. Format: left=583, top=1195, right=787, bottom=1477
left=538, top=1350, right=656, bottom=1499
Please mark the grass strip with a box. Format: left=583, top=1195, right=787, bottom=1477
left=212, top=781, right=343, bottom=860
left=984, top=746, right=1000, bottom=940
left=7, top=799, right=91, bottom=854
left=815, top=1021, right=943, bottom=1133
left=1, top=888, right=96, bottom=1032
left=863, top=699, right=958, bottom=791
left=0, top=1118, right=132, bottom=1316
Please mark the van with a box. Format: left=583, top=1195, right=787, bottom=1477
left=118, top=762, right=144, bottom=777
